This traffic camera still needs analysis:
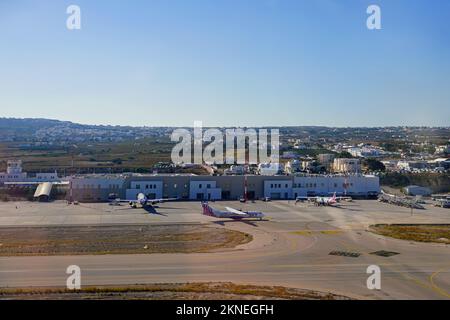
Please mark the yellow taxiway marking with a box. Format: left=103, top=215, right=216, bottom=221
left=290, top=226, right=344, bottom=237
left=291, top=230, right=314, bottom=236
left=429, top=268, right=450, bottom=299
left=320, top=230, right=343, bottom=235
left=335, top=237, right=440, bottom=295
left=290, top=222, right=450, bottom=299
left=305, top=232, right=448, bottom=298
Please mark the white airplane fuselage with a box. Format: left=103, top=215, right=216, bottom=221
left=314, top=195, right=337, bottom=206
left=201, top=202, right=264, bottom=220
left=130, top=193, right=158, bottom=207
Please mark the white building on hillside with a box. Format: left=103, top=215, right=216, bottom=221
left=258, top=163, right=283, bottom=175
left=285, top=160, right=302, bottom=174
left=332, top=158, right=360, bottom=173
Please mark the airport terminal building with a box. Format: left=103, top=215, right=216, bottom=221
left=68, top=174, right=380, bottom=202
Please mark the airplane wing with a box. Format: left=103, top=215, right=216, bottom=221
left=225, top=207, right=248, bottom=215
left=110, top=198, right=138, bottom=203
left=336, top=196, right=352, bottom=201
left=147, top=197, right=178, bottom=203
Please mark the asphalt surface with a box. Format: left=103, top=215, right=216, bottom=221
left=0, top=200, right=449, bottom=299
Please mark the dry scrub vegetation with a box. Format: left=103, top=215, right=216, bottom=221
left=0, top=224, right=252, bottom=256
left=370, top=224, right=450, bottom=244
left=0, top=282, right=351, bottom=300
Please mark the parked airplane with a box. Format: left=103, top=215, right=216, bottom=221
left=201, top=202, right=264, bottom=220
left=296, top=193, right=352, bottom=206
left=112, top=193, right=177, bottom=208
left=311, top=193, right=339, bottom=206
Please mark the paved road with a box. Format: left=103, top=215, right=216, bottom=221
left=0, top=200, right=449, bottom=299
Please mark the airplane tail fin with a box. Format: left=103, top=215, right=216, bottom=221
left=201, top=202, right=215, bottom=217
left=332, top=192, right=337, bottom=201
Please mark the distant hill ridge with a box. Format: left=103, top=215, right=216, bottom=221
left=1, top=117, right=449, bottom=130
left=0, top=117, right=169, bottom=131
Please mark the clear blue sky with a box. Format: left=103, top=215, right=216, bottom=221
left=1, top=0, right=449, bottom=127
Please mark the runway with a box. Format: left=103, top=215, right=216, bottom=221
left=0, top=200, right=449, bottom=299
